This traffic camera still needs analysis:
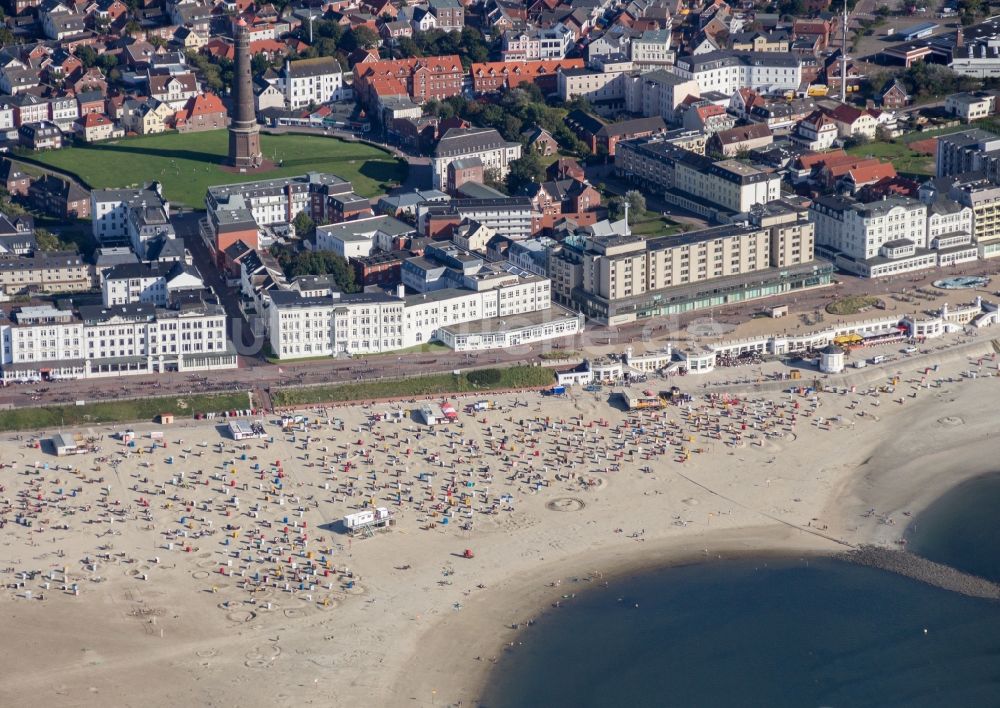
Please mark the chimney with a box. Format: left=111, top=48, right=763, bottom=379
left=957, top=29, right=964, bottom=47
left=396, top=283, right=405, bottom=299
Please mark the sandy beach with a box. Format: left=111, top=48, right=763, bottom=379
left=2, top=335, right=1000, bottom=708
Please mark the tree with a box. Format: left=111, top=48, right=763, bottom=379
left=843, top=134, right=870, bottom=149
left=271, top=245, right=359, bottom=293
left=76, top=45, right=99, bottom=68
left=34, top=228, right=75, bottom=252
left=124, top=19, right=142, bottom=38
left=505, top=152, right=544, bottom=194
left=608, top=197, right=625, bottom=220
left=624, top=190, right=646, bottom=218
left=96, top=54, right=118, bottom=73
left=483, top=167, right=505, bottom=192
left=343, top=26, right=379, bottom=52
left=292, top=212, right=315, bottom=238
left=251, top=53, right=272, bottom=79
left=515, top=80, right=545, bottom=105
left=397, top=36, right=421, bottom=58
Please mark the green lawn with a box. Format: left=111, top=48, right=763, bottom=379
left=271, top=366, right=556, bottom=407
left=845, top=141, right=934, bottom=176
left=629, top=214, right=682, bottom=237
left=0, top=391, right=252, bottom=432
left=27, top=130, right=407, bottom=207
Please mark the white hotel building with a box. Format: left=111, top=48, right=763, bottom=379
left=0, top=301, right=236, bottom=381
left=267, top=274, right=580, bottom=358
left=672, top=50, right=802, bottom=96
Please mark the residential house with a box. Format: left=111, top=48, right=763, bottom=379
left=793, top=109, right=839, bottom=151
left=824, top=103, right=878, bottom=139
left=523, top=126, right=558, bottom=155
left=281, top=56, right=343, bottom=109
left=121, top=98, right=173, bottom=134
left=76, top=89, right=106, bottom=116
left=9, top=93, right=49, bottom=127
left=19, top=121, right=62, bottom=150
left=945, top=91, right=997, bottom=123
left=730, top=30, right=790, bottom=52
left=254, top=77, right=284, bottom=112
left=547, top=157, right=585, bottom=182
left=148, top=72, right=199, bottom=111
left=0, top=159, right=31, bottom=197
left=0, top=251, right=94, bottom=295
left=29, top=175, right=91, bottom=220
left=502, top=24, right=574, bottom=61
left=74, top=112, right=120, bottom=141
left=792, top=19, right=831, bottom=50
left=174, top=92, right=228, bottom=132
left=0, top=58, right=40, bottom=95
left=429, top=0, right=464, bottom=31
left=707, top=123, right=773, bottom=157
left=880, top=79, right=910, bottom=109
left=681, top=101, right=736, bottom=135
left=529, top=178, right=601, bottom=230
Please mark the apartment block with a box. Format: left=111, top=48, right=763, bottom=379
left=431, top=127, right=522, bottom=190
left=615, top=137, right=781, bottom=215
left=418, top=197, right=533, bottom=241
left=0, top=250, right=93, bottom=295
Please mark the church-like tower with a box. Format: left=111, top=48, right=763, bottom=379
left=228, top=18, right=262, bottom=170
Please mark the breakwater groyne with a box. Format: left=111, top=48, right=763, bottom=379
left=840, top=545, right=1000, bottom=601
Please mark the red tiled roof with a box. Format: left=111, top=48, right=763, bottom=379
left=847, top=162, right=897, bottom=184
left=796, top=148, right=846, bottom=169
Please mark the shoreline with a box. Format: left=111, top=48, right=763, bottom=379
left=3, top=334, right=1000, bottom=708
left=391, top=374, right=1000, bottom=708
left=391, top=526, right=840, bottom=707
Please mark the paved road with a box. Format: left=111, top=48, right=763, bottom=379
left=8, top=255, right=1000, bottom=412
left=173, top=211, right=259, bottom=351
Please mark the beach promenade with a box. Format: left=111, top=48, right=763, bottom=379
left=1, top=333, right=999, bottom=707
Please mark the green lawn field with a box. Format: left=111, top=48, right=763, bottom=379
left=0, top=391, right=252, bottom=432
left=27, top=130, right=407, bottom=207
left=844, top=140, right=934, bottom=176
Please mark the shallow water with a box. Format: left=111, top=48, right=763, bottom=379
left=906, top=473, right=1000, bottom=584
left=481, top=557, right=1000, bottom=708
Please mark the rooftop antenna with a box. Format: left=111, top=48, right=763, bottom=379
left=841, top=0, right=848, bottom=103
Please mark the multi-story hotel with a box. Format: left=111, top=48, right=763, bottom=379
left=550, top=201, right=829, bottom=324
left=615, top=136, right=781, bottom=216
left=0, top=298, right=235, bottom=381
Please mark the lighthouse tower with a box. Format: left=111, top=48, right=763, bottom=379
left=228, top=18, right=262, bottom=170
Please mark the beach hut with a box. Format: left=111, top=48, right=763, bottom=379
left=158, top=413, right=175, bottom=424
left=440, top=402, right=458, bottom=422
left=49, top=432, right=86, bottom=456
left=420, top=406, right=440, bottom=426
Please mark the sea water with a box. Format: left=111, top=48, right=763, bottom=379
left=482, top=476, right=1000, bottom=707
left=905, top=473, right=1000, bottom=584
